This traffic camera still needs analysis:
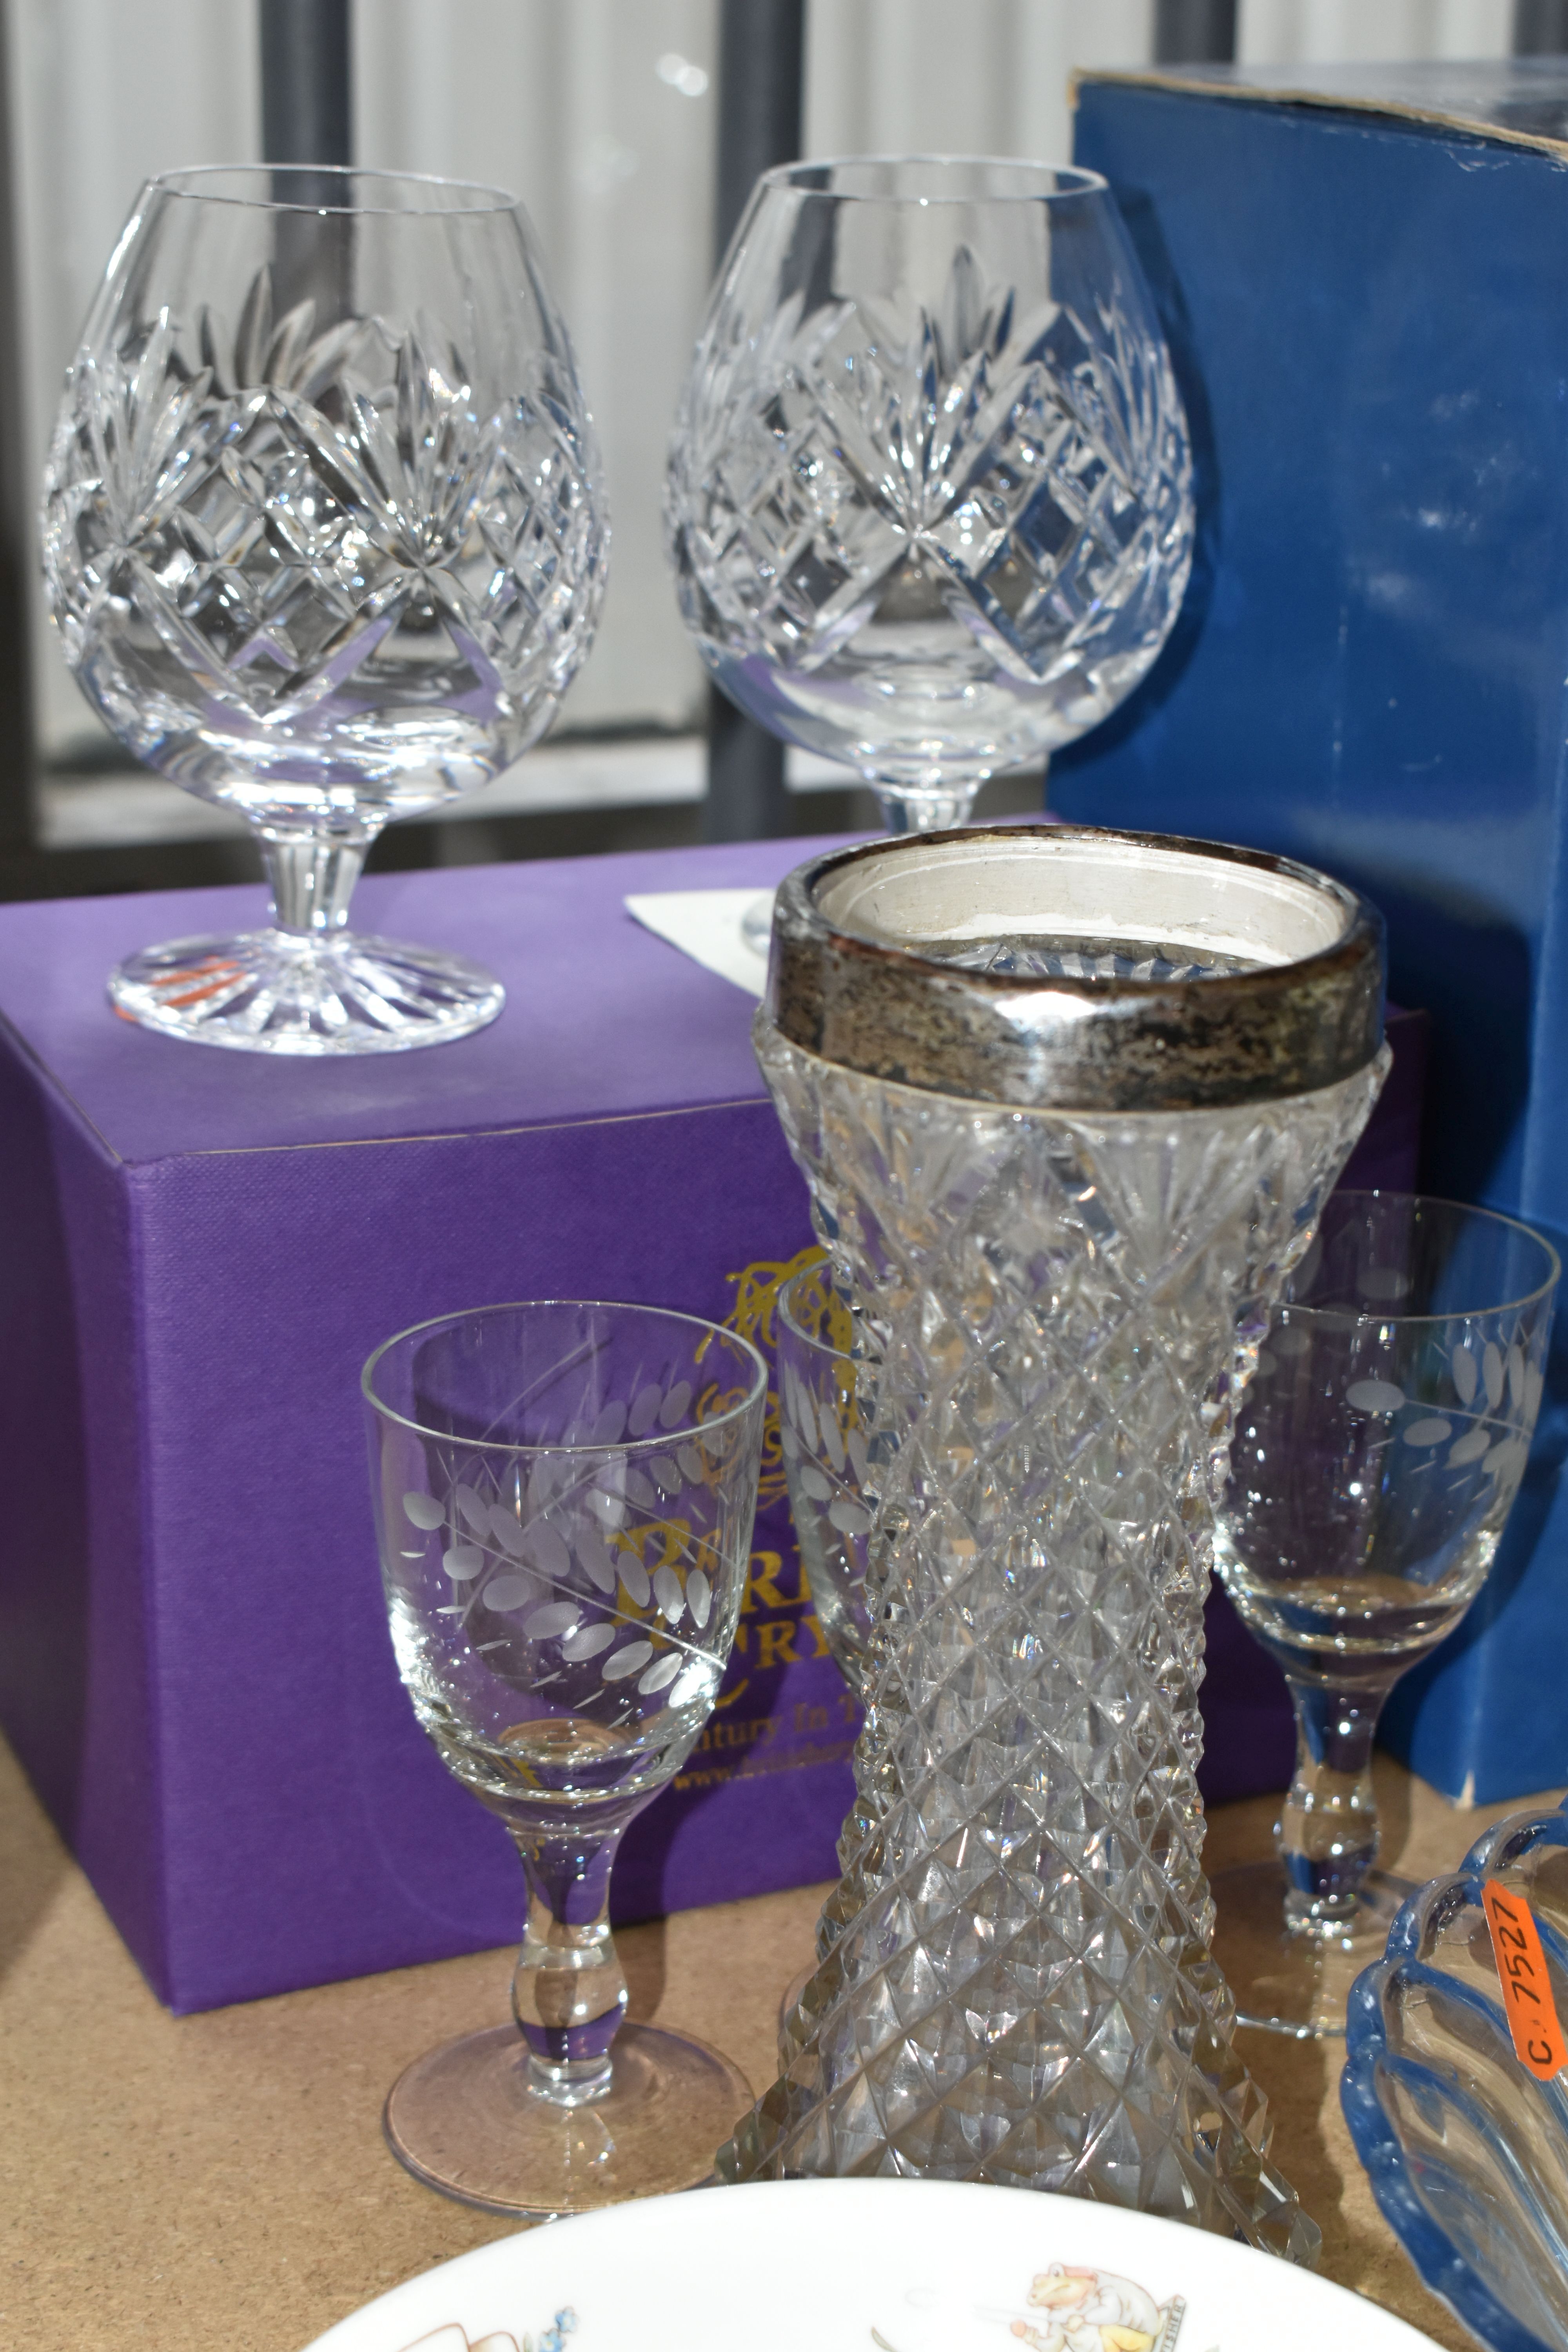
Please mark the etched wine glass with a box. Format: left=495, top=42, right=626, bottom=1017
left=666, top=157, right=1192, bottom=834
left=1210, top=1192, right=1558, bottom=2036
left=363, top=1300, right=766, bottom=2214
left=43, top=166, right=607, bottom=1053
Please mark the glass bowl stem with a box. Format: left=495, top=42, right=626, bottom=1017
left=511, top=1829, right=628, bottom=2107
left=1279, top=1672, right=1396, bottom=1937
left=871, top=782, right=982, bottom=834
left=259, top=828, right=371, bottom=938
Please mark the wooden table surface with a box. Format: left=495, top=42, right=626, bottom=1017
left=2, top=1733, right=1553, bottom=2352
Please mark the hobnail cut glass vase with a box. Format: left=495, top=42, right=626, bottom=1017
left=666, top=158, right=1193, bottom=836
left=719, top=825, right=1389, bottom=2263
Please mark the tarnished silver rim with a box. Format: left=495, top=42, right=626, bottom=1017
left=764, top=824, right=1386, bottom=1113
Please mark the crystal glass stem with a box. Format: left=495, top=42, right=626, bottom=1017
left=259, top=831, right=373, bottom=940
left=1278, top=1675, right=1392, bottom=1938
left=872, top=786, right=981, bottom=836
left=511, top=1831, right=628, bottom=2106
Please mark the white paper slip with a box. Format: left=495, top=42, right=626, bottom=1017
left=624, top=887, right=775, bottom=997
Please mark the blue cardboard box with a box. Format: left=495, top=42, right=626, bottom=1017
left=1066, top=62, right=1568, bottom=1802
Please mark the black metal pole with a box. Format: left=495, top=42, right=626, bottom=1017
left=1153, top=0, right=1238, bottom=64
left=0, top=0, right=34, bottom=855
left=259, top=0, right=352, bottom=359
left=260, top=0, right=352, bottom=166
left=715, top=0, right=805, bottom=262
left=703, top=0, right=804, bottom=844
left=1515, top=0, right=1568, bottom=51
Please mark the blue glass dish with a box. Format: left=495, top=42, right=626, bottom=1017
left=1342, top=1796, right=1568, bottom=2352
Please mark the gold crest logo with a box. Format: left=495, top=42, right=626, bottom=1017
left=722, top=1243, right=826, bottom=1508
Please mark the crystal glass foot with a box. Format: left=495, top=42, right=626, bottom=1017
left=109, top=928, right=504, bottom=1054
left=364, top=1300, right=766, bottom=2214
left=384, top=2022, right=751, bottom=2218
left=667, top=159, right=1193, bottom=836
left=44, top=167, right=608, bottom=1052
left=1208, top=1860, right=1416, bottom=2040
left=1214, top=1191, right=1558, bottom=2037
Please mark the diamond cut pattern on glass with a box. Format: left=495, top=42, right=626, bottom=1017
left=719, top=1024, right=1387, bottom=2259
left=669, top=240, right=1192, bottom=788
left=43, top=267, right=605, bottom=809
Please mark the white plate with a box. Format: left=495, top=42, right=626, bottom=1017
left=301, top=2178, right=1444, bottom=2352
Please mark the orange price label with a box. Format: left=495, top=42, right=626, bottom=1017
left=1482, top=1878, right=1568, bottom=2081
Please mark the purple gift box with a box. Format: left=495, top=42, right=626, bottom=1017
left=0, top=835, right=1424, bottom=2011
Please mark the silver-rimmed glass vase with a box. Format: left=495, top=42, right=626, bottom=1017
left=723, top=822, right=1388, bottom=2261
